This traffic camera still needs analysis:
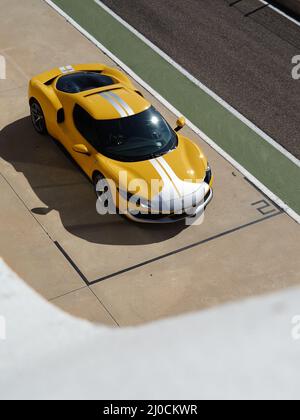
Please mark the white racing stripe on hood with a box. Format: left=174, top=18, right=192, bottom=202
left=150, top=157, right=207, bottom=212
left=149, top=158, right=180, bottom=200
left=99, top=92, right=127, bottom=118
left=156, top=156, right=204, bottom=196
left=108, top=91, right=135, bottom=116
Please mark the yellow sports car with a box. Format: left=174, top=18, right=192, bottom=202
left=28, top=63, right=213, bottom=223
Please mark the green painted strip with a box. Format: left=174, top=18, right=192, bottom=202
left=51, top=0, right=300, bottom=214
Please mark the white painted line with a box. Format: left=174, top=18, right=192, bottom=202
left=4, top=52, right=30, bottom=79
left=43, top=0, right=300, bottom=223
left=258, top=0, right=300, bottom=27
left=94, top=0, right=300, bottom=169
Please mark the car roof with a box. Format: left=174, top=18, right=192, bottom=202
left=55, top=71, right=151, bottom=120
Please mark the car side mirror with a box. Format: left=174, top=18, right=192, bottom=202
left=72, top=144, right=90, bottom=155
left=175, top=116, right=186, bottom=132
left=135, top=90, right=144, bottom=98
left=57, top=108, right=65, bottom=124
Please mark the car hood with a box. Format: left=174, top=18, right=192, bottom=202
left=97, top=135, right=208, bottom=203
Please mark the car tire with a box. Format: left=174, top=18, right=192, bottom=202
left=93, top=173, right=112, bottom=208
left=93, top=173, right=104, bottom=196
left=30, top=99, right=48, bottom=135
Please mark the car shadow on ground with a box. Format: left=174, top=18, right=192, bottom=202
left=0, top=117, right=186, bottom=245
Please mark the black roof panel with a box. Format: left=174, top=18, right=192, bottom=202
left=56, top=71, right=115, bottom=93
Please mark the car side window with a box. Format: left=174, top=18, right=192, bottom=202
left=73, top=104, right=97, bottom=145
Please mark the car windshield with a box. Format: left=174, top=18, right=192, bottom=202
left=75, top=105, right=178, bottom=162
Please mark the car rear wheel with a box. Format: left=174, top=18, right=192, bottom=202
left=30, top=99, right=47, bottom=135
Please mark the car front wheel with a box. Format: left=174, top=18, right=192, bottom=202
left=93, top=173, right=112, bottom=207
left=30, top=99, right=47, bottom=135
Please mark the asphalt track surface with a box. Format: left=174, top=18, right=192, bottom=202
left=102, top=0, right=300, bottom=159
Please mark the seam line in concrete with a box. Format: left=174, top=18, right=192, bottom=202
left=89, top=211, right=282, bottom=284
left=54, top=211, right=282, bottom=286
left=50, top=284, right=120, bottom=327
left=89, top=288, right=120, bottom=327
left=0, top=171, right=53, bottom=241
left=49, top=285, right=88, bottom=302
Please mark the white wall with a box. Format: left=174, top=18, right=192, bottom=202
left=0, top=259, right=300, bottom=400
